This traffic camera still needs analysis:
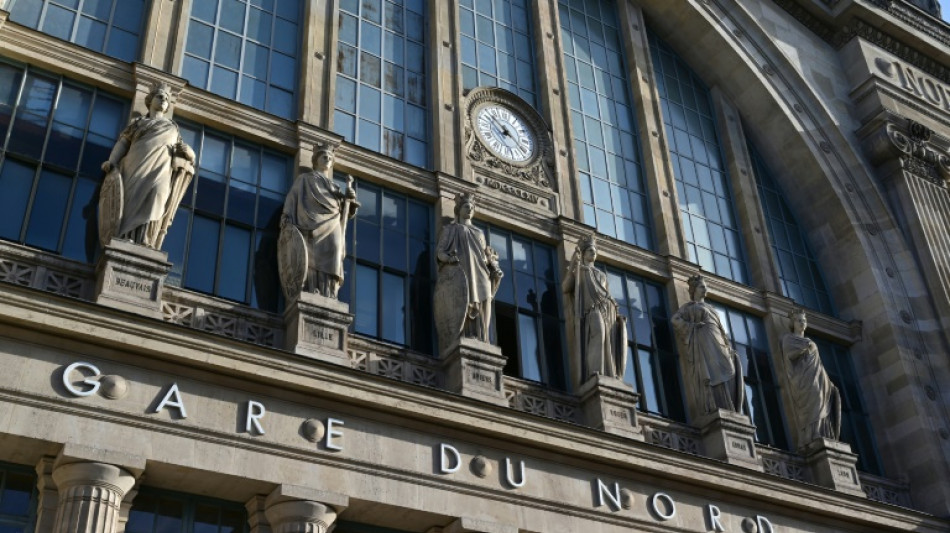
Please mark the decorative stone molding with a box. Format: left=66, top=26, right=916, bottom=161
left=503, top=376, right=579, bottom=423
left=0, top=241, right=94, bottom=300
left=95, top=239, right=172, bottom=319
left=864, top=117, right=950, bottom=186
left=463, top=87, right=556, bottom=190
left=640, top=414, right=702, bottom=455
left=263, top=485, right=347, bottom=533
left=802, top=438, right=866, bottom=497
left=162, top=287, right=283, bottom=348
left=441, top=338, right=508, bottom=406
left=443, top=517, right=519, bottom=533
left=283, top=292, right=353, bottom=365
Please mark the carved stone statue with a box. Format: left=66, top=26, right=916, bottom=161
left=278, top=144, right=359, bottom=300
left=433, top=193, right=503, bottom=355
left=98, top=82, right=196, bottom=249
left=782, top=309, right=842, bottom=444
left=671, top=275, right=744, bottom=415
left=562, top=235, right=627, bottom=381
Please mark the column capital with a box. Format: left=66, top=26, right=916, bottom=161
left=264, top=485, right=348, bottom=533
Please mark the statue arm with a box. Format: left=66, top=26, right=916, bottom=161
left=562, top=249, right=579, bottom=293
left=435, top=229, right=458, bottom=265
left=101, top=137, right=130, bottom=174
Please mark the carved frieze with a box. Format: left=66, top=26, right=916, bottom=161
left=463, top=87, right=556, bottom=190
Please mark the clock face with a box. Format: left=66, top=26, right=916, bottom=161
left=474, top=104, right=536, bottom=163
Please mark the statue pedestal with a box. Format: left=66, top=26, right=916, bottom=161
left=441, top=338, right=508, bottom=406
left=577, top=375, right=644, bottom=441
left=696, top=409, right=762, bottom=471
left=94, top=239, right=171, bottom=319
left=801, top=438, right=865, bottom=497
left=283, top=292, right=353, bottom=366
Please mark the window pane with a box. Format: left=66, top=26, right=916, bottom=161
left=0, top=161, right=35, bottom=241
left=24, top=170, right=71, bottom=251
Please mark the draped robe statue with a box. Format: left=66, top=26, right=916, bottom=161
left=98, top=83, right=195, bottom=249
left=433, top=193, right=503, bottom=356
left=782, top=310, right=841, bottom=444
left=278, top=145, right=358, bottom=300
left=562, top=236, right=627, bottom=380
left=671, top=275, right=744, bottom=415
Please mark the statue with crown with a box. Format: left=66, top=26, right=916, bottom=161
left=98, top=82, right=196, bottom=250
left=433, top=192, right=503, bottom=357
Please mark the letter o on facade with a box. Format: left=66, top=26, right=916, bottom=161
left=649, top=492, right=676, bottom=521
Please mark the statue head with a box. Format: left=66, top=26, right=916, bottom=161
left=687, top=274, right=707, bottom=302
left=579, top=234, right=597, bottom=264
left=454, top=192, right=476, bottom=222
left=788, top=308, right=807, bottom=335
left=144, top=82, right=172, bottom=116
left=311, top=143, right=336, bottom=173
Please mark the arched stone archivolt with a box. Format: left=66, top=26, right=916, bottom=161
left=635, top=0, right=950, bottom=512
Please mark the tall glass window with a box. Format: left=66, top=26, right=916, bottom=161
left=459, top=0, right=538, bottom=107
left=126, top=488, right=247, bottom=533
left=0, top=61, right=127, bottom=263
left=340, top=179, right=434, bottom=354
left=716, top=305, right=789, bottom=449
left=650, top=35, right=749, bottom=284
left=334, top=0, right=428, bottom=167
left=161, top=122, right=292, bottom=312
left=0, top=463, right=36, bottom=532
left=560, top=0, right=652, bottom=250
left=182, top=0, right=302, bottom=119
left=479, top=225, right=566, bottom=389
left=750, top=145, right=834, bottom=315
left=8, top=0, right=148, bottom=62
left=603, top=266, right=684, bottom=419
left=812, top=338, right=884, bottom=474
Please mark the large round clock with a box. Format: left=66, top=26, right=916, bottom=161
left=473, top=103, right=536, bottom=164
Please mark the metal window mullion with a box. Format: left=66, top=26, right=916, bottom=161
left=102, top=0, right=119, bottom=55
left=0, top=63, right=29, bottom=154
left=19, top=74, right=63, bottom=243
left=69, top=0, right=83, bottom=43
left=54, top=86, right=98, bottom=253
left=234, top=1, right=251, bottom=103
left=212, top=141, right=234, bottom=297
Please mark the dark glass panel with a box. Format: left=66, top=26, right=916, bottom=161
left=24, top=169, right=71, bottom=251
left=0, top=160, right=35, bottom=241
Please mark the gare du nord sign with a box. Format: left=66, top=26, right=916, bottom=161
left=56, top=360, right=802, bottom=532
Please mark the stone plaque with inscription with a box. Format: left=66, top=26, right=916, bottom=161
left=283, top=292, right=353, bottom=365
left=577, top=374, right=644, bottom=441
left=441, top=337, right=508, bottom=406
left=801, top=438, right=865, bottom=497
left=94, top=239, right=172, bottom=319
left=696, top=409, right=763, bottom=471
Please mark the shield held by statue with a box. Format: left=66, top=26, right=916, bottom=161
left=98, top=168, right=123, bottom=248
left=278, top=223, right=308, bottom=301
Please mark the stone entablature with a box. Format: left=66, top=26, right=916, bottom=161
left=0, top=300, right=937, bottom=532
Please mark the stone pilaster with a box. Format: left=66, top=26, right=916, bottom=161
left=283, top=292, right=353, bottom=365
left=51, top=462, right=137, bottom=533
left=441, top=337, right=508, bottom=406
left=802, top=438, right=866, bottom=498
left=34, top=457, right=59, bottom=533
left=263, top=485, right=348, bottom=533
left=94, top=239, right=171, bottom=320
left=577, top=375, right=644, bottom=441
left=696, top=409, right=763, bottom=471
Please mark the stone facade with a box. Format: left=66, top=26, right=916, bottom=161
left=0, top=1, right=948, bottom=532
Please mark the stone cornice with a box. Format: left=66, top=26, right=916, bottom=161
left=0, top=18, right=133, bottom=94
left=175, top=86, right=298, bottom=151
left=0, top=281, right=944, bottom=532
left=772, top=0, right=950, bottom=84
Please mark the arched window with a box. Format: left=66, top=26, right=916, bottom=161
left=560, top=0, right=653, bottom=250
left=750, top=144, right=835, bottom=315
left=650, top=34, right=749, bottom=284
